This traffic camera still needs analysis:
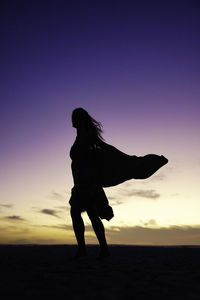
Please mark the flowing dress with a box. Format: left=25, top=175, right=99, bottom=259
left=92, top=140, right=168, bottom=187
left=69, top=135, right=114, bottom=221
left=69, top=134, right=168, bottom=221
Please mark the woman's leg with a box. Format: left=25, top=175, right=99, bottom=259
left=86, top=207, right=110, bottom=257
left=70, top=206, right=86, bottom=256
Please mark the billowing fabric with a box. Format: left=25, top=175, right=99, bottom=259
left=69, top=186, right=114, bottom=221
left=92, top=142, right=168, bottom=187
left=69, top=135, right=168, bottom=220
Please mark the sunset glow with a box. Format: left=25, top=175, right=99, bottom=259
left=1, top=0, right=200, bottom=245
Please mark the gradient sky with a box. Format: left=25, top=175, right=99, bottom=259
left=1, top=0, right=200, bottom=245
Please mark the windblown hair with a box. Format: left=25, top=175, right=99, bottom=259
left=72, top=107, right=104, bottom=140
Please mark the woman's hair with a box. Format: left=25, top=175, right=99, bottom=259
left=72, top=107, right=104, bottom=140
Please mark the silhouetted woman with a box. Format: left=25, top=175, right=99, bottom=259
left=69, top=108, right=113, bottom=259
left=69, top=107, right=168, bottom=259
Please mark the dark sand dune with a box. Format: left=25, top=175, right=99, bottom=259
left=0, top=245, right=200, bottom=299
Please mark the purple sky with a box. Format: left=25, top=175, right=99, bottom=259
left=1, top=0, right=200, bottom=244
left=1, top=1, right=199, bottom=165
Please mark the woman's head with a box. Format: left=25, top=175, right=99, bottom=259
left=72, top=107, right=104, bottom=140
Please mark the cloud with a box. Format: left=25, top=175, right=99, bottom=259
left=38, top=224, right=93, bottom=232
left=122, top=189, right=160, bottom=199
left=111, top=200, right=124, bottom=206
left=120, top=188, right=160, bottom=199
left=54, top=206, right=67, bottom=210
left=1, top=222, right=200, bottom=245
left=10, top=238, right=30, bottom=244
left=0, top=204, right=13, bottom=208
left=106, top=225, right=200, bottom=245
left=48, top=191, right=66, bottom=201
left=5, top=215, right=26, bottom=222
left=33, top=206, right=67, bottom=218
left=40, top=223, right=200, bottom=245
left=10, top=238, right=59, bottom=244
left=108, top=196, right=124, bottom=206
left=29, top=238, right=58, bottom=244
left=40, top=209, right=60, bottom=218
left=107, top=196, right=117, bottom=200
left=140, top=219, right=158, bottom=227
left=0, top=225, right=30, bottom=233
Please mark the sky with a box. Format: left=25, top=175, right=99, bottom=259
left=1, top=0, right=200, bottom=245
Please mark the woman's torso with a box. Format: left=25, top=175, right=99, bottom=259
left=70, top=134, right=98, bottom=187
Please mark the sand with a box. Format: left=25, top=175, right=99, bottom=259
left=0, top=245, right=200, bottom=299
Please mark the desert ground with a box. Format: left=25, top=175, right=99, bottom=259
left=0, top=245, right=200, bottom=299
